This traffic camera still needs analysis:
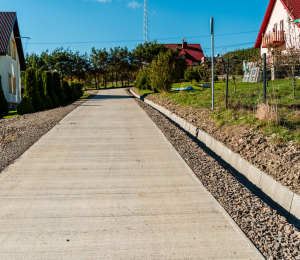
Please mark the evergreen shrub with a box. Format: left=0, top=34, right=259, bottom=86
left=17, top=96, right=35, bottom=115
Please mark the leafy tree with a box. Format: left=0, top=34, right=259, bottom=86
left=135, top=68, right=151, bottom=90
left=149, top=49, right=182, bottom=92
left=24, top=68, right=45, bottom=112
left=223, top=48, right=260, bottom=61
left=184, top=67, right=194, bottom=82
left=0, top=75, right=9, bottom=118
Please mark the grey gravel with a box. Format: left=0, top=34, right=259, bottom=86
left=127, top=89, right=300, bottom=260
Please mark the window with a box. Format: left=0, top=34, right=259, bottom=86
left=8, top=40, right=11, bottom=56
left=12, top=40, right=16, bottom=60
left=280, top=20, right=284, bottom=31
left=13, top=76, right=17, bottom=95
left=8, top=74, right=12, bottom=93
left=274, top=24, right=278, bottom=32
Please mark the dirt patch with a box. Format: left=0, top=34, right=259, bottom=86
left=131, top=88, right=300, bottom=196
left=0, top=90, right=98, bottom=173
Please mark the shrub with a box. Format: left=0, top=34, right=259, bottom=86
left=184, top=67, right=194, bottom=82
left=43, top=71, right=59, bottom=108
left=63, top=81, right=74, bottom=101
left=44, top=95, right=53, bottom=110
left=61, top=84, right=68, bottom=103
left=24, top=68, right=45, bottom=112
left=17, top=96, right=35, bottom=115
left=70, top=82, right=80, bottom=99
left=135, top=68, right=151, bottom=90
left=0, top=75, right=9, bottom=118
left=53, top=72, right=64, bottom=105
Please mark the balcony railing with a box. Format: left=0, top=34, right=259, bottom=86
left=262, top=31, right=285, bottom=48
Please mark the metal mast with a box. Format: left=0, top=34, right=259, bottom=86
left=143, top=0, right=150, bottom=43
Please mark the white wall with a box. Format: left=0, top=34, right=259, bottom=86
left=261, top=0, right=300, bottom=55
left=0, top=31, right=22, bottom=105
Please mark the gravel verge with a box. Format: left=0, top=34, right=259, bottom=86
left=131, top=88, right=300, bottom=197
left=0, top=90, right=98, bottom=173
left=127, top=89, right=300, bottom=260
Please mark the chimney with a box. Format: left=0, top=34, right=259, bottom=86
left=182, top=38, right=187, bottom=49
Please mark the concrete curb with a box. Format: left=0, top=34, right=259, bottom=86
left=130, top=89, right=300, bottom=226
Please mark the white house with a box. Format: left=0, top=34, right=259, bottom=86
left=0, top=12, right=26, bottom=107
left=254, top=0, right=300, bottom=63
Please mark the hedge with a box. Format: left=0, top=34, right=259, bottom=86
left=17, top=96, right=35, bottom=115
left=24, top=68, right=45, bottom=112
left=42, top=71, right=59, bottom=108
left=53, top=72, right=64, bottom=106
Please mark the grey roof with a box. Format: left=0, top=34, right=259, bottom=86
left=0, top=12, right=26, bottom=70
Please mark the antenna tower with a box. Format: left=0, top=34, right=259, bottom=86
left=143, top=0, right=150, bottom=43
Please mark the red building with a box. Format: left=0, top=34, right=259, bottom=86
left=165, top=39, right=204, bottom=67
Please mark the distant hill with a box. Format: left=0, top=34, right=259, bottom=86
left=223, top=47, right=260, bottom=61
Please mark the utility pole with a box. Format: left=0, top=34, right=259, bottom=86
left=211, top=16, right=214, bottom=110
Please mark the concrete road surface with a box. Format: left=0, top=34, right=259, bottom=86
left=0, top=89, right=263, bottom=259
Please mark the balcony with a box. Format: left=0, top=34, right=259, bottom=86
left=262, top=31, right=285, bottom=48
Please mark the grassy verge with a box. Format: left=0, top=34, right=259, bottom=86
left=135, top=78, right=300, bottom=144
left=3, top=92, right=91, bottom=119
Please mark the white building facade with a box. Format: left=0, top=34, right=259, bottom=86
left=255, top=0, right=300, bottom=63
left=0, top=12, right=26, bottom=107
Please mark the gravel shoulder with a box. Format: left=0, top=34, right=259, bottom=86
left=131, top=88, right=300, bottom=196
left=127, top=89, right=300, bottom=260
left=0, top=90, right=98, bottom=173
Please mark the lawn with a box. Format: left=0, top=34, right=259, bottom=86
left=135, top=78, right=300, bottom=144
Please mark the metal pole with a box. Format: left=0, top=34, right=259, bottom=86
left=226, top=59, right=229, bottom=109
left=263, top=53, right=266, bottom=104
left=211, top=17, right=214, bottom=110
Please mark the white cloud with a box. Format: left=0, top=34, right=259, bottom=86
left=127, top=0, right=142, bottom=9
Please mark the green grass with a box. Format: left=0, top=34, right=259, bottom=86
left=4, top=109, right=20, bottom=119
left=135, top=78, right=300, bottom=144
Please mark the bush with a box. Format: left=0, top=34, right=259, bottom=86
left=63, top=81, right=74, bottom=101
left=44, top=95, right=53, bottom=110
left=24, top=68, right=45, bottom=112
left=53, top=72, right=64, bottom=105
left=70, top=82, right=81, bottom=99
left=43, top=71, right=59, bottom=108
left=17, top=96, right=35, bottom=115
left=0, top=75, right=9, bottom=118
left=61, top=84, right=68, bottom=103
left=135, top=68, right=151, bottom=90
left=184, top=67, right=194, bottom=82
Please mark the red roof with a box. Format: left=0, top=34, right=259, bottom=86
left=254, top=0, right=300, bottom=48
left=165, top=43, right=204, bottom=66
left=0, top=12, right=26, bottom=70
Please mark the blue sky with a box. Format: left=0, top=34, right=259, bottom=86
left=1, top=0, right=268, bottom=56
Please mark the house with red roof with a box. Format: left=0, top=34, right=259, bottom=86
left=165, top=39, right=204, bottom=68
left=254, top=0, right=300, bottom=63
left=0, top=12, right=26, bottom=107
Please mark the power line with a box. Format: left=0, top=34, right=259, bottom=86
left=26, top=31, right=258, bottom=45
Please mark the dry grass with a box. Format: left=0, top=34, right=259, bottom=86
left=256, top=102, right=280, bottom=124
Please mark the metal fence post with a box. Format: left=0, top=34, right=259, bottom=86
left=263, top=53, right=266, bottom=104
left=225, top=59, right=229, bottom=109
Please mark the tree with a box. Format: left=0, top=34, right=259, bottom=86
left=24, top=68, right=45, bottom=112
left=0, top=75, right=9, bottom=118
left=135, top=67, right=150, bottom=90
left=53, top=72, right=64, bottom=105
left=43, top=71, right=59, bottom=108
left=149, top=49, right=182, bottom=92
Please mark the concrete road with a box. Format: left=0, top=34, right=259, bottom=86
left=0, top=89, right=263, bottom=259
